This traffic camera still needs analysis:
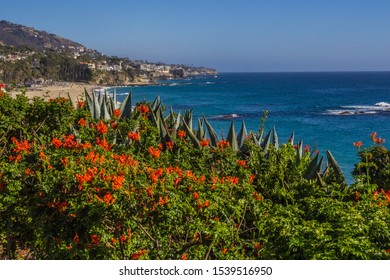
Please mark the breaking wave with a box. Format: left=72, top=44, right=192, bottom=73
left=325, top=102, right=390, bottom=115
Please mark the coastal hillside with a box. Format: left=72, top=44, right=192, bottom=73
left=0, top=20, right=97, bottom=55
left=0, top=20, right=216, bottom=86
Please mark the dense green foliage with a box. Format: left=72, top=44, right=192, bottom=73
left=0, top=89, right=389, bottom=260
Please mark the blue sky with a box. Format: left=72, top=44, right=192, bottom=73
left=2, top=0, right=390, bottom=72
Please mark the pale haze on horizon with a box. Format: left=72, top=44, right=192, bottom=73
left=2, top=0, right=390, bottom=72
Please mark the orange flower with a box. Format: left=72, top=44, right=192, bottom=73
left=90, top=234, right=101, bottom=245
left=371, top=132, right=377, bottom=142
left=25, top=168, right=34, bottom=176
left=166, top=141, right=174, bottom=150
left=78, top=118, right=87, bottom=127
left=77, top=101, right=85, bottom=108
left=63, top=134, right=78, bottom=149
left=217, top=140, right=230, bottom=149
left=113, top=108, right=121, bottom=117
left=193, top=192, right=199, bottom=200
left=200, top=139, right=210, bottom=147
left=104, top=192, right=115, bottom=205
left=181, top=253, right=188, bottom=260
left=353, top=141, right=362, bottom=148
left=128, top=131, right=140, bottom=141
left=131, top=249, right=147, bottom=260
left=11, top=137, right=31, bottom=154
left=158, top=196, right=169, bottom=205
left=112, top=175, right=125, bottom=190
left=96, top=138, right=112, bottom=151
left=60, top=157, right=69, bottom=167
left=221, top=248, right=228, bottom=254
left=39, top=151, right=45, bottom=160
left=148, top=146, right=161, bottom=159
left=253, top=192, right=262, bottom=201
left=254, top=242, right=262, bottom=250
left=137, top=104, right=149, bottom=114
left=177, top=130, right=186, bottom=139
left=236, top=160, right=247, bottom=167
left=96, top=120, right=108, bottom=134
left=304, top=144, right=310, bottom=153
left=52, top=137, right=62, bottom=149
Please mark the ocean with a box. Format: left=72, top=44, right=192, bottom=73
left=111, top=72, right=390, bottom=183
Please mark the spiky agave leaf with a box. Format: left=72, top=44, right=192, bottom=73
left=182, top=119, right=200, bottom=148
left=92, top=91, right=101, bottom=119
left=158, top=107, right=168, bottom=139
left=288, top=131, right=294, bottom=145
left=152, top=96, right=161, bottom=113
left=101, top=93, right=110, bottom=121
left=84, top=88, right=94, bottom=114
left=197, top=118, right=206, bottom=140
left=296, top=140, right=303, bottom=164
left=227, top=120, right=239, bottom=151
left=237, top=120, right=248, bottom=150
left=183, top=110, right=193, bottom=131
left=272, top=126, right=278, bottom=149
left=303, top=153, right=320, bottom=180
left=120, top=92, right=133, bottom=119
left=261, top=129, right=272, bottom=153
left=326, top=150, right=345, bottom=183
left=203, top=116, right=219, bottom=147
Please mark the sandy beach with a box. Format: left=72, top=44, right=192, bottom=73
left=9, top=82, right=101, bottom=101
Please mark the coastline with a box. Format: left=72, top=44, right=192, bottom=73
left=8, top=81, right=157, bottom=101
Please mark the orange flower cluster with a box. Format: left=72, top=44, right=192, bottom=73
left=77, top=101, right=85, bottom=108
left=96, top=138, right=112, bottom=151
left=96, top=120, right=108, bottom=135
left=148, top=146, right=161, bottom=159
left=197, top=200, right=210, bottom=209
left=193, top=192, right=199, bottom=200
left=52, top=137, right=62, bottom=149
left=113, top=108, right=121, bottom=117
left=103, top=192, right=115, bottom=205
left=236, top=160, right=247, bottom=167
left=78, top=118, right=87, bottom=127
left=166, top=141, right=174, bottom=150
left=181, top=253, right=188, bottom=260
left=85, top=151, right=105, bottom=164
left=217, top=140, right=230, bottom=149
left=148, top=168, right=164, bottom=183
left=131, top=249, right=148, bottom=260
left=137, top=104, right=149, bottom=114
left=200, top=139, right=210, bottom=147
left=112, top=154, right=138, bottom=167
left=90, top=234, right=101, bottom=245
left=63, top=134, right=78, bottom=149
left=128, top=131, right=140, bottom=141
left=177, top=130, right=186, bottom=139
left=371, top=132, right=385, bottom=145
left=11, top=137, right=31, bottom=154
left=157, top=196, right=169, bottom=206
left=253, top=191, right=262, bottom=201
left=111, top=175, right=125, bottom=190
left=221, top=176, right=239, bottom=185
left=76, top=167, right=97, bottom=188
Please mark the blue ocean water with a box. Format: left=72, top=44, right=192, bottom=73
left=112, top=72, right=390, bottom=183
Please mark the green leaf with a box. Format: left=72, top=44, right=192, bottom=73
left=203, top=116, right=219, bottom=147
left=182, top=119, right=200, bottom=148
left=120, top=92, right=133, bottom=119
left=237, top=120, right=248, bottom=150
left=227, top=120, right=238, bottom=151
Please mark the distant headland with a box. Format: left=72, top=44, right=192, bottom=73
left=0, top=20, right=217, bottom=88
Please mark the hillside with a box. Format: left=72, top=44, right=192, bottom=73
left=0, top=20, right=216, bottom=86
left=0, top=20, right=96, bottom=55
